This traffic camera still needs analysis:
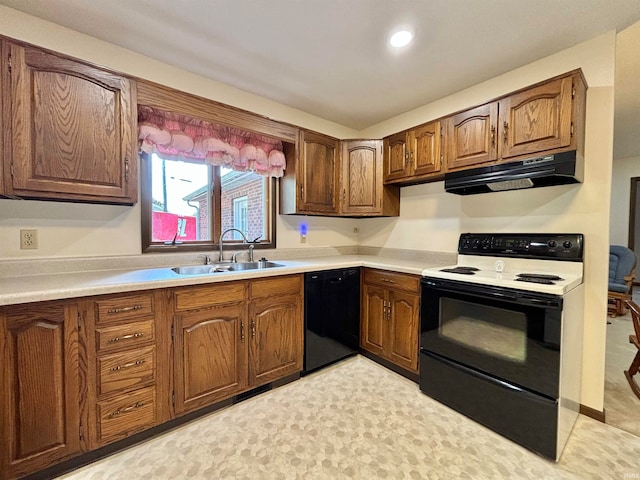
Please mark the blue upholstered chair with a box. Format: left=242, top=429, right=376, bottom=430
left=608, top=245, right=637, bottom=316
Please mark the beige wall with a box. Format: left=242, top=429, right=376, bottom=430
left=358, top=32, right=616, bottom=411
left=610, top=156, right=640, bottom=246
left=0, top=7, right=617, bottom=411
left=0, top=6, right=359, bottom=259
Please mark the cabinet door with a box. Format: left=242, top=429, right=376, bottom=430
left=0, top=42, right=6, bottom=197
left=5, top=43, right=137, bottom=204
left=383, top=132, right=410, bottom=181
left=298, top=130, right=339, bottom=214
left=249, top=293, right=303, bottom=387
left=0, top=302, right=81, bottom=479
left=499, top=76, right=574, bottom=160
left=387, top=290, right=420, bottom=373
left=410, top=121, right=442, bottom=176
left=173, top=303, right=246, bottom=415
left=444, top=102, right=498, bottom=170
left=360, top=283, right=386, bottom=356
left=340, top=140, right=383, bottom=215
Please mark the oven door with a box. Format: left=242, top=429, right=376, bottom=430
left=420, top=277, right=562, bottom=399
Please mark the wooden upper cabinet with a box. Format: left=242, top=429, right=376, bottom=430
left=0, top=301, right=81, bottom=480
left=341, top=139, right=399, bottom=216
left=297, top=130, right=340, bottom=214
left=383, top=121, right=442, bottom=184
left=3, top=42, right=137, bottom=204
left=383, top=132, right=410, bottom=181
left=499, top=76, right=575, bottom=160
left=444, top=102, right=499, bottom=171
left=410, top=122, right=442, bottom=177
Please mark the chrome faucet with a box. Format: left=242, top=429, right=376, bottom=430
left=219, top=228, right=249, bottom=262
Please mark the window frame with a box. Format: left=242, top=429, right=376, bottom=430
left=140, top=152, right=276, bottom=253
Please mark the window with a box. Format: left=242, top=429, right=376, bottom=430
left=142, top=153, right=275, bottom=252
left=231, top=196, right=248, bottom=239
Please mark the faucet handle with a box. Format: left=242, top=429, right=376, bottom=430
left=250, top=235, right=262, bottom=243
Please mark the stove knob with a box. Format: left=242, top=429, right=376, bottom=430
left=547, top=240, right=556, bottom=248
left=563, top=241, right=573, bottom=249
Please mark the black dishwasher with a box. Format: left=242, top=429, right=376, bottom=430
left=304, top=268, right=360, bottom=373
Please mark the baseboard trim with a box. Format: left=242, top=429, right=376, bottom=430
left=580, top=404, right=606, bottom=423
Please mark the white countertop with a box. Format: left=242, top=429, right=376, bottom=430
left=0, top=255, right=450, bottom=306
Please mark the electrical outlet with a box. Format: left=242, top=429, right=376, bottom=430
left=20, top=229, right=38, bottom=250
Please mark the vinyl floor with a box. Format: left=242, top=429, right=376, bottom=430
left=56, top=356, right=640, bottom=480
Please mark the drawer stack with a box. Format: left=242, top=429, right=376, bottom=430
left=91, top=293, right=159, bottom=446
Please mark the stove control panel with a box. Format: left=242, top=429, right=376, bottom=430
left=458, top=233, right=583, bottom=261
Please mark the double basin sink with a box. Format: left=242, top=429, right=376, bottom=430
left=172, top=261, right=284, bottom=276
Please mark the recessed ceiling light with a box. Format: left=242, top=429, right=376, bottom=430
left=389, top=30, right=413, bottom=48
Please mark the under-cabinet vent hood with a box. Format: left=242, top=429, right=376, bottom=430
left=444, top=150, right=581, bottom=195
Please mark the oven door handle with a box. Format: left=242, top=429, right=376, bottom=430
left=423, top=281, right=518, bottom=302
left=422, top=279, right=562, bottom=308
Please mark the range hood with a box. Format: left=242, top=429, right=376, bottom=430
left=444, top=150, right=581, bottom=195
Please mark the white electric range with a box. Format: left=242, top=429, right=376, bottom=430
left=419, top=233, right=585, bottom=461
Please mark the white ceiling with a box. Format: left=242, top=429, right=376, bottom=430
left=2, top=0, right=640, bottom=142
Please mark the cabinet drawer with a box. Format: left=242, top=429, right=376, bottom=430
left=97, top=346, right=156, bottom=396
left=250, top=275, right=302, bottom=299
left=174, top=282, right=246, bottom=311
left=96, top=294, right=154, bottom=324
left=96, top=386, right=157, bottom=444
left=96, top=319, right=155, bottom=353
left=363, top=269, right=420, bottom=293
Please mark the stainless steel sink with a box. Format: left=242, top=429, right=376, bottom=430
left=226, top=261, right=283, bottom=271
left=172, top=261, right=284, bottom=275
left=171, top=265, right=217, bottom=275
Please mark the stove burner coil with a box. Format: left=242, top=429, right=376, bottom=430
left=517, top=273, right=564, bottom=281
left=440, top=266, right=480, bottom=275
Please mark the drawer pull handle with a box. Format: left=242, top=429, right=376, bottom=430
left=110, top=360, right=145, bottom=372
left=107, top=332, right=144, bottom=344
left=240, top=321, right=245, bottom=342
left=107, top=305, right=144, bottom=314
left=109, top=401, right=144, bottom=418
left=382, top=278, right=395, bottom=283
left=251, top=320, right=256, bottom=338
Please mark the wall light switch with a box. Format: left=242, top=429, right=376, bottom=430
left=20, top=229, right=38, bottom=250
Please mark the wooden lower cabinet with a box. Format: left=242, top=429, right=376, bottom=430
left=0, top=301, right=81, bottom=480
left=361, top=269, right=420, bottom=373
left=173, top=303, right=247, bottom=414
left=0, top=275, right=303, bottom=478
left=86, top=291, right=169, bottom=449
left=249, top=277, right=304, bottom=386
left=173, top=276, right=303, bottom=416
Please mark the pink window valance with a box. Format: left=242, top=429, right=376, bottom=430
left=138, top=105, right=286, bottom=178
